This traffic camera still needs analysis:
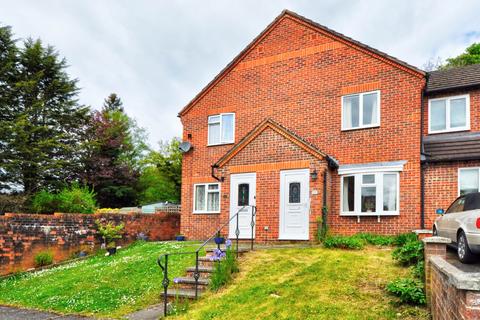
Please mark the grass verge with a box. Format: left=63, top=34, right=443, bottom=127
left=171, top=246, right=430, bottom=320
left=0, top=241, right=199, bottom=318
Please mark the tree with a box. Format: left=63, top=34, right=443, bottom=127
left=138, top=138, right=182, bottom=204
left=82, top=94, right=147, bottom=208
left=442, top=43, right=480, bottom=69
left=0, top=27, right=91, bottom=195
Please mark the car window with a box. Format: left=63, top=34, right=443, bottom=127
left=464, top=193, right=480, bottom=211
left=446, top=196, right=466, bottom=214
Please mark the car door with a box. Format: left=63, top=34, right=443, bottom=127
left=442, top=196, right=466, bottom=240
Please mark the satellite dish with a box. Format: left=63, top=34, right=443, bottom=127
left=179, top=141, right=192, bottom=153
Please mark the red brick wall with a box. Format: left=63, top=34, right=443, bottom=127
left=0, top=212, right=180, bottom=272
left=180, top=14, right=425, bottom=239
left=423, top=161, right=480, bottom=229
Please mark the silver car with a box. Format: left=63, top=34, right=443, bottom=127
left=433, top=192, right=480, bottom=263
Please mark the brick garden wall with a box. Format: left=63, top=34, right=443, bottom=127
left=0, top=211, right=180, bottom=273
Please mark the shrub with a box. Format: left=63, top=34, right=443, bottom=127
left=96, top=220, right=124, bottom=248
left=412, top=260, right=425, bottom=281
left=386, top=278, right=426, bottom=305
left=323, top=235, right=364, bottom=250
left=95, top=208, right=120, bottom=214
left=210, top=243, right=239, bottom=291
left=34, top=251, right=54, bottom=267
left=56, top=183, right=96, bottom=214
left=392, top=240, right=424, bottom=266
left=354, top=233, right=395, bottom=246
left=393, top=233, right=418, bottom=247
left=31, top=190, right=58, bottom=213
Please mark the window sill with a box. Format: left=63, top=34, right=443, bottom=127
left=428, top=128, right=470, bottom=135
left=207, top=142, right=235, bottom=147
left=341, top=124, right=380, bottom=132
left=340, top=212, right=399, bottom=216
left=193, top=211, right=221, bottom=215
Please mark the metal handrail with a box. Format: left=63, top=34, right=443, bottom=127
left=157, top=205, right=256, bottom=316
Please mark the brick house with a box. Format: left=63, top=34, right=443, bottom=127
left=178, top=10, right=480, bottom=241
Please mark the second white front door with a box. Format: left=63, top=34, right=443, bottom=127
left=229, top=173, right=256, bottom=239
left=279, top=169, right=310, bottom=240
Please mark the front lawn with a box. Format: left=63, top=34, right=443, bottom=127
left=171, top=246, right=430, bottom=320
left=0, top=241, right=199, bottom=318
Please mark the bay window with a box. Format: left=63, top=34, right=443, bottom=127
left=341, top=172, right=399, bottom=215
left=194, top=183, right=220, bottom=213
left=208, top=113, right=235, bottom=145
left=342, top=91, right=380, bottom=130
left=428, top=95, right=470, bottom=133
left=459, top=168, right=480, bottom=196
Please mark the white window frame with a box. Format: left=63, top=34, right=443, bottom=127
left=193, top=183, right=221, bottom=214
left=340, top=172, right=400, bottom=216
left=207, top=113, right=235, bottom=146
left=341, top=90, right=381, bottom=131
left=428, top=94, right=470, bottom=134
left=458, top=167, right=480, bottom=196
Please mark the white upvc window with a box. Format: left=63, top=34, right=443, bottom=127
left=428, top=94, right=470, bottom=134
left=341, top=90, right=380, bottom=130
left=458, top=168, right=480, bottom=196
left=340, top=172, right=399, bottom=216
left=193, top=183, right=221, bottom=214
left=208, top=113, right=235, bottom=146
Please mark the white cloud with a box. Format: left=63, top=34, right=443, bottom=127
left=2, top=0, right=480, bottom=146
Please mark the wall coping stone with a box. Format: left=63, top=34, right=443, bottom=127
left=422, top=236, right=452, bottom=244
left=413, top=229, right=433, bottom=235
left=431, top=256, right=480, bottom=291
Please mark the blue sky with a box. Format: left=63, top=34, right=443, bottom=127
left=2, top=0, right=480, bottom=146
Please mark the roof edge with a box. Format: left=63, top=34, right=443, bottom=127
left=178, top=9, right=425, bottom=117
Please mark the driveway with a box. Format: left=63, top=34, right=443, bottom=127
left=0, top=306, right=94, bottom=320
left=446, top=246, right=480, bottom=272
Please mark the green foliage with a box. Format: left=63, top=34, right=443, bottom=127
left=34, top=251, right=53, bottom=267
left=96, top=220, right=124, bottom=247
left=323, top=235, right=364, bottom=250
left=210, top=248, right=239, bottom=291
left=0, top=25, right=91, bottom=194
left=443, top=42, right=480, bottom=69
left=31, top=184, right=96, bottom=214
left=392, top=233, right=418, bottom=247
left=412, top=261, right=425, bottom=281
left=386, top=278, right=426, bottom=305
left=392, top=240, right=424, bottom=266
left=138, top=138, right=182, bottom=204
left=354, top=233, right=396, bottom=246
left=0, top=194, right=28, bottom=214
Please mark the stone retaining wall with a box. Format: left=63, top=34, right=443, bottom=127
left=0, top=211, right=180, bottom=273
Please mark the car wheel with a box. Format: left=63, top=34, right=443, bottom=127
left=457, top=230, right=475, bottom=264
left=432, top=226, right=438, bottom=236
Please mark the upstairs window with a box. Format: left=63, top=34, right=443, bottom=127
left=208, top=113, right=235, bottom=145
left=342, top=91, right=380, bottom=130
left=429, top=95, right=470, bottom=134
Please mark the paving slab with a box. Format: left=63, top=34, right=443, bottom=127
left=125, top=304, right=165, bottom=320
left=0, top=306, right=94, bottom=320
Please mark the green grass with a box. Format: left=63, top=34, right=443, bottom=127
left=0, top=241, right=199, bottom=318
left=171, top=246, right=430, bottom=320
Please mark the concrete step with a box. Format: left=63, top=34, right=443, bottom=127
left=174, top=276, right=209, bottom=286
left=186, top=266, right=214, bottom=273
left=161, top=288, right=202, bottom=299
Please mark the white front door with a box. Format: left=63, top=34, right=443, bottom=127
left=229, top=173, right=256, bottom=239
left=279, top=169, right=310, bottom=240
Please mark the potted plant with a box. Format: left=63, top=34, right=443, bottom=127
left=214, top=231, right=225, bottom=245
left=175, top=234, right=186, bottom=241
left=96, top=220, right=124, bottom=255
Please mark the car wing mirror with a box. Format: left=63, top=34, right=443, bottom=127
left=436, top=208, right=445, bottom=215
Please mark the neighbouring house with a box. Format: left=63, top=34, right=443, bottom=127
left=178, top=9, right=480, bottom=241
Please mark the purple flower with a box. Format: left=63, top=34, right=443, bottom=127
left=225, top=239, right=232, bottom=248
left=173, top=278, right=180, bottom=284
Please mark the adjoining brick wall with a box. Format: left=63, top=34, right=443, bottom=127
left=180, top=15, right=424, bottom=240
left=0, top=211, right=180, bottom=272
left=423, top=160, right=480, bottom=229
left=423, top=237, right=480, bottom=320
